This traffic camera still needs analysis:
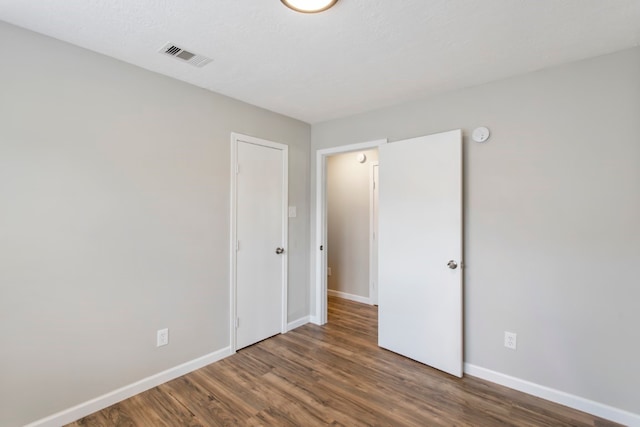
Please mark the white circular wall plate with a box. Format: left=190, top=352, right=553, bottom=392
left=357, top=153, right=367, bottom=163
left=472, top=126, right=490, bottom=143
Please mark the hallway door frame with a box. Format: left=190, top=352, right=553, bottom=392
left=369, top=160, right=379, bottom=306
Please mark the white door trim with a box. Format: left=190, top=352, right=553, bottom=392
left=230, top=132, right=288, bottom=353
left=369, top=161, right=379, bottom=306
left=313, top=139, right=387, bottom=325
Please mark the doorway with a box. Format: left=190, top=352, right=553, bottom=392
left=230, top=133, right=288, bottom=352
left=314, top=130, right=463, bottom=378
left=314, top=139, right=387, bottom=325
left=326, top=150, right=379, bottom=306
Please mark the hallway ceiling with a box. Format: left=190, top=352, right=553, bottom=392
left=1, top=0, right=639, bottom=123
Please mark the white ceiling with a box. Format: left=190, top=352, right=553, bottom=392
left=1, top=0, right=640, bottom=124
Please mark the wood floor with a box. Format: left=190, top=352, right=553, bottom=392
left=68, top=296, right=619, bottom=426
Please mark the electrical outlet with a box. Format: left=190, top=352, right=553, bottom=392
left=157, top=328, right=169, bottom=347
left=504, top=331, right=517, bottom=350
left=327, top=267, right=332, bottom=276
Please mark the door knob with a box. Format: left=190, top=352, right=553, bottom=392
left=275, top=247, right=285, bottom=254
left=447, top=260, right=458, bottom=269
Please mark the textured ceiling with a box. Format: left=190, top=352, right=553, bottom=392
left=1, top=0, right=640, bottom=123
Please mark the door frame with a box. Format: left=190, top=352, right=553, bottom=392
left=230, top=132, right=288, bottom=353
left=369, top=161, right=379, bottom=306
left=313, top=139, right=387, bottom=325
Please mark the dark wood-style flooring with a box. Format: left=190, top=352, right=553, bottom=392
left=68, top=296, right=619, bottom=426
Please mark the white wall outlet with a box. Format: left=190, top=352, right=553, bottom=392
left=288, top=206, right=297, bottom=218
left=504, top=331, right=517, bottom=350
left=327, top=267, right=332, bottom=276
left=157, top=328, right=169, bottom=347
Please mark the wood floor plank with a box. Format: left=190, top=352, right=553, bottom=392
left=72, top=411, right=112, bottom=427
left=160, top=376, right=244, bottom=426
left=67, top=296, right=621, bottom=427
left=113, top=386, right=202, bottom=427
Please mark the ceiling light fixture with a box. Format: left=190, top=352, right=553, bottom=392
left=281, top=0, right=339, bottom=13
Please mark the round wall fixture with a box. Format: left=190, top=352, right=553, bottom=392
left=472, top=126, right=491, bottom=143
left=281, top=0, right=339, bottom=13
left=357, top=153, right=367, bottom=163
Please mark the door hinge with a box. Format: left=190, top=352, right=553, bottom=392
left=373, top=181, right=376, bottom=190
left=320, top=245, right=323, bottom=251
left=236, top=240, right=240, bottom=251
left=235, top=317, right=239, bottom=328
left=235, top=164, right=239, bottom=174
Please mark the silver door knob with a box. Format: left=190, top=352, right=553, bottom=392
left=275, top=247, right=285, bottom=254
left=447, top=260, right=458, bottom=269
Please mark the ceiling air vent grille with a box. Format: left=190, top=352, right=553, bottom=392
left=159, top=43, right=212, bottom=68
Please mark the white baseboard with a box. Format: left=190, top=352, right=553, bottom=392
left=464, top=363, right=640, bottom=427
left=328, top=289, right=371, bottom=305
left=287, top=316, right=310, bottom=331
left=26, top=347, right=232, bottom=427
left=309, top=315, right=322, bottom=325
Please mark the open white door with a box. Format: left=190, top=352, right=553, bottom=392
left=378, top=130, right=463, bottom=377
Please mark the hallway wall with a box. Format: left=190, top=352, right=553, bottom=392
left=327, top=149, right=378, bottom=301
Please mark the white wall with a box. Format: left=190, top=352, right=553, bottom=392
left=310, top=47, right=640, bottom=416
left=327, top=149, right=378, bottom=300
left=0, top=22, right=310, bottom=427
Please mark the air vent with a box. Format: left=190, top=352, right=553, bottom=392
left=158, top=43, right=212, bottom=68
